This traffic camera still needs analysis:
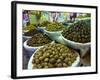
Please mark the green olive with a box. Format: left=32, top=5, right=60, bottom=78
left=48, top=63, right=54, bottom=68
left=63, top=63, right=68, bottom=67
left=49, top=58, right=56, bottom=64
left=44, top=58, right=49, bottom=62
left=57, top=63, right=62, bottom=67
left=57, top=59, right=62, bottom=63
left=44, top=66, right=49, bottom=68
left=35, top=59, right=40, bottom=64
left=39, top=56, right=44, bottom=61
left=54, top=55, right=59, bottom=59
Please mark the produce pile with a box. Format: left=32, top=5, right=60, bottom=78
left=45, top=22, right=64, bottom=31
left=23, top=24, right=34, bottom=32
left=62, top=19, right=91, bottom=43
left=35, top=21, right=51, bottom=27
left=24, top=29, right=39, bottom=36
left=32, top=43, right=77, bottom=69
left=27, top=33, right=52, bottom=47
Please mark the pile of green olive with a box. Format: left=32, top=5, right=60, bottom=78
left=27, top=33, right=52, bottom=47
left=32, top=43, right=77, bottom=69
left=34, top=21, right=51, bottom=27
left=23, top=24, right=35, bottom=31
left=45, top=22, right=64, bottom=31
left=62, top=19, right=91, bottom=43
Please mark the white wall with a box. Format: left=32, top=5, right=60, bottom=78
left=0, top=0, right=99, bottom=80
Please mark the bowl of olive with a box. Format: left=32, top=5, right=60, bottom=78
left=24, top=33, right=53, bottom=52
left=28, top=43, right=80, bottom=69
left=61, top=19, right=91, bottom=57
left=44, top=22, right=64, bottom=40
left=23, top=29, right=39, bottom=41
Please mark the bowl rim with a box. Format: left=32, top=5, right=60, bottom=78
left=44, top=29, right=63, bottom=33
left=23, top=35, right=32, bottom=38
left=24, top=40, right=45, bottom=49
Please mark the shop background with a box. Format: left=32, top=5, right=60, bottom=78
left=0, top=0, right=99, bottom=80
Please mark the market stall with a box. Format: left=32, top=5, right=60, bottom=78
left=22, top=10, right=91, bottom=69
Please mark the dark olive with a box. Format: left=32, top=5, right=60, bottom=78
left=62, top=19, right=91, bottom=43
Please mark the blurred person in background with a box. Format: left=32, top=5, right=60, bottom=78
left=69, top=12, right=77, bottom=22
left=23, top=10, right=29, bottom=27
left=49, top=12, right=61, bottom=22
